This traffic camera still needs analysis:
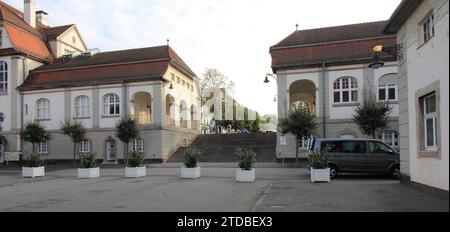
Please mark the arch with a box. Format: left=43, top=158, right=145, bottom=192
left=103, top=93, right=120, bottom=116
left=333, top=77, right=359, bottom=104
left=74, top=95, right=91, bottom=118
left=179, top=100, right=188, bottom=128
left=0, top=61, right=8, bottom=94
left=36, top=98, right=50, bottom=120
left=166, top=94, right=176, bottom=126
left=131, top=92, right=152, bottom=124
left=289, top=80, right=317, bottom=115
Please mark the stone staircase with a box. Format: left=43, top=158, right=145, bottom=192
left=167, top=133, right=277, bottom=163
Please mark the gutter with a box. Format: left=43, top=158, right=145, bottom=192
left=321, top=62, right=327, bottom=137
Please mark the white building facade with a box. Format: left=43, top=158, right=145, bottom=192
left=0, top=0, right=200, bottom=163
left=384, top=0, right=449, bottom=192
left=271, top=21, right=400, bottom=159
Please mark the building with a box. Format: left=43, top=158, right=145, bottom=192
left=0, top=0, right=200, bottom=163
left=270, top=21, right=400, bottom=159
left=384, top=0, right=449, bottom=192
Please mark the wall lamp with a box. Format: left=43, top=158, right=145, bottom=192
left=264, top=73, right=277, bottom=83
left=369, top=44, right=403, bottom=69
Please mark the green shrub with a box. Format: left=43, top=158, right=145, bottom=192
left=25, top=153, right=43, bottom=168
left=236, top=147, right=257, bottom=170
left=128, top=151, right=145, bottom=167
left=308, top=146, right=330, bottom=169
left=184, top=147, right=202, bottom=168
left=80, top=152, right=98, bottom=169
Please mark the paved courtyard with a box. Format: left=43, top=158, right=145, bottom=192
left=0, top=164, right=448, bottom=212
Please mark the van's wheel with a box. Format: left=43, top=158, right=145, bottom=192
left=389, top=165, right=400, bottom=179
left=329, top=165, right=338, bottom=179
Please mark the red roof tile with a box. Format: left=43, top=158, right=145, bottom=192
left=19, top=45, right=197, bottom=91
left=0, top=1, right=53, bottom=61
left=270, top=21, right=397, bottom=71
left=20, top=60, right=169, bottom=91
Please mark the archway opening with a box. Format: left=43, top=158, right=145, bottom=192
left=166, top=94, right=176, bottom=126
left=289, top=80, right=317, bottom=115
left=131, top=92, right=152, bottom=124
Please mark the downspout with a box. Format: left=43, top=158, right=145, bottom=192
left=321, top=62, right=327, bottom=138
left=20, top=56, right=27, bottom=161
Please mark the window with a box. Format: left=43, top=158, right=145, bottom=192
left=0, top=61, right=7, bottom=94
left=132, top=138, right=144, bottom=152
left=80, top=139, right=91, bottom=153
left=75, top=96, right=91, bottom=118
left=379, top=131, right=399, bottom=148
left=171, top=73, right=175, bottom=82
left=38, top=141, right=48, bottom=154
left=369, top=141, right=394, bottom=154
left=423, top=14, right=435, bottom=43
left=341, top=141, right=366, bottom=154
left=182, top=80, right=186, bottom=86
left=0, top=30, right=2, bottom=47
left=176, top=76, right=181, bottom=84
left=423, top=93, right=437, bottom=150
left=298, top=136, right=314, bottom=149
left=36, top=99, right=50, bottom=120
left=103, top=94, right=120, bottom=116
left=378, top=74, right=398, bottom=101
left=333, top=77, right=358, bottom=103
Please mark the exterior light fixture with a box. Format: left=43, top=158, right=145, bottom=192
left=369, top=44, right=403, bottom=70
left=264, top=73, right=277, bottom=84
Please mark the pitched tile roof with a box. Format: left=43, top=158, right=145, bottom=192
left=272, top=21, right=391, bottom=48
left=270, top=21, right=397, bottom=71
left=19, top=45, right=197, bottom=91
left=42, top=24, right=74, bottom=40
left=0, top=1, right=53, bottom=61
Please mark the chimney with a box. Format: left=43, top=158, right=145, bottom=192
left=36, top=10, right=49, bottom=27
left=24, top=0, right=36, bottom=28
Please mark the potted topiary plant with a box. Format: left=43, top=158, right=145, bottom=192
left=236, top=148, right=257, bottom=182
left=22, top=153, right=45, bottom=178
left=181, top=147, right=202, bottom=179
left=78, top=152, right=100, bottom=179
left=126, top=151, right=146, bottom=178
left=309, top=146, right=331, bottom=183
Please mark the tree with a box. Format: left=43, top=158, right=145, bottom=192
left=353, top=89, right=392, bottom=139
left=20, top=122, right=51, bottom=153
left=279, top=105, right=317, bottom=167
left=201, top=68, right=235, bottom=101
left=116, top=117, right=140, bottom=166
left=61, top=121, right=87, bottom=166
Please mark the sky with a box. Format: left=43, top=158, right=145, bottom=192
left=5, top=0, right=402, bottom=116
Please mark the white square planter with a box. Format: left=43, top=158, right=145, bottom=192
left=78, top=167, right=100, bottom=179
left=126, top=167, right=147, bottom=178
left=311, top=168, right=331, bottom=183
left=22, top=167, right=45, bottom=178
left=181, top=167, right=201, bottom=179
left=236, top=169, right=255, bottom=182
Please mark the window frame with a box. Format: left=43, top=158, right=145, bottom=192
left=74, top=95, right=91, bottom=118
left=36, top=98, right=51, bottom=120
left=0, top=61, right=7, bottom=94
left=102, top=94, right=120, bottom=116
left=379, top=130, right=400, bottom=149
left=38, top=141, right=49, bottom=154
left=423, top=94, right=438, bottom=150
left=333, top=77, right=359, bottom=104
left=422, top=13, right=435, bottom=43
left=79, top=139, right=91, bottom=153
left=132, top=138, right=144, bottom=152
